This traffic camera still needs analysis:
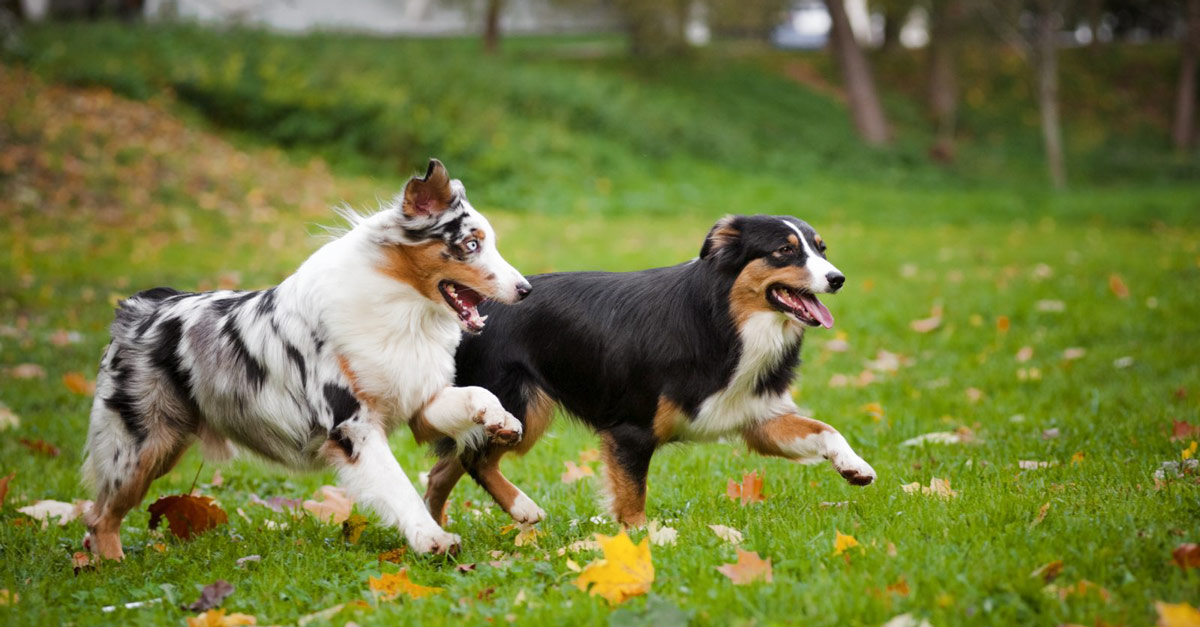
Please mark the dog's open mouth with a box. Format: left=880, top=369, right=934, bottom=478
left=768, top=284, right=834, bottom=329
left=438, top=280, right=487, bottom=333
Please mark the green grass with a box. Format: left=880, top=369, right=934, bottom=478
left=2, top=25, right=1200, bottom=627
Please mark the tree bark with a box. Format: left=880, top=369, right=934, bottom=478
left=927, top=0, right=961, bottom=162
left=825, top=0, right=890, bottom=145
left=483, top=0, right=503, bottom=55
left=1174, top=0, right=1200, bottom=151
left=881, top=5, right=902, bottom=52
left=1035, top=0, right=1067, bottom=188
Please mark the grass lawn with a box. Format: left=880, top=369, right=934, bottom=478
left=2, top=29, right=1200, bottom=626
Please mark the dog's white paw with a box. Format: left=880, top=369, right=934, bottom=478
left=467, top=391, right=523, bottom=446
left=407, top=526, right=461, bottom=555
left=508, top=493, right=545, bottom=524
left=832, top=452, right=876, bottom=486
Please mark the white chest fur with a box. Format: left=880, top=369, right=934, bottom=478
left=682, top=312, right=802, bottom=440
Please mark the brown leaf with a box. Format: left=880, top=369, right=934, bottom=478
left=62, top=372, right=95, bottom=395
left=147, top=495, right=228, bottom=540
left=909, top=304, right=943, bottom=333
left=716, top=548, right=773, bottom=585
left=886, top=577, right=910, bottom=597
left=996, top=316, right=1010, bottom=332
left=1173, top=543, right=1200, bottom=570
left=378, top=547, right=407, bottom=564
left=455, top=563, right=477, bottom=573
left=1030, top=560, right=1063, bottom=582
left=725, top=471, right=765, bottom=505
left=8, top=363, right=45, bottom=379
left=1030, top=502, right=1051, bottom=528
left=368, top=569, right=444, bottom=601
left=302, top=485, right=352, bottom=524
left=1109, top=274, right=1129, bottom=299
left=342, top=514, right=368, bottom=544
left=0, top=589, right=17, bottom=606
left=578, top=449, right=601, bottom=463
left=19, top=438, right=60, bottom=457
left=185, top=580, right=235, bottom=612
left=1172, top=420, right=1200, bottom=442
left=72, top=551, right=94, bottom=575
left=0, top=472, right=13, bottom=506
left=561, top=460, right=595, bottom=484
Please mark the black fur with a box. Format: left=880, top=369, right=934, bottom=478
left=323, top=383, right=359, bottom=427
left=221, top=316, right=267, bottom=389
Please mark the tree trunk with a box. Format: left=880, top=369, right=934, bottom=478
left=825, top=0, right=890, bottom=145
left=1174, top=0, right=1200, bottom=151
left=1035, top=0, right=1067, bottom=189
left=483, top=0, right=503, bottom=55
left=881, top=5, right=902, bottom=53
left=927, top=0, right=961, bottom=162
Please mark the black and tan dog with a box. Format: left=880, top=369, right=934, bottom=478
left=424, top=214, right=876, bottom=526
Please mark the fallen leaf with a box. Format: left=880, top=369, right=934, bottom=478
left=1042, top=428, right=1061, bottom=440
left=0, top=589, right=16, bottom=606
left=303, top=485, right=352, bottom=524
left=368, top=569, right=444, bottom=601
left=186, top=608, right=257, bottom=627
left=902, top=478, right=957, bottom=499
left=0, top=405, right=18, bottom=431
left=0, top=472, right=13, bottom=506
left=72, top=551, right=94, bottom=575
left=342, top=514, right=368, bottom=544
left=1062, top=347, right=1087, bottom=361
left=1183, top=441, right=1198, bottom=461
left=1070, top=451, right=1085, bottom=465
left=646, top=520, right=678, bottom=546
left=565, top=559, right=582, bottom=572
left=19, top=438, right=60, bottom=457
left=18, top=499, right=91, bottom=526
left=513, top=523, right=541, bottom=547
left=909, top=304, right=943, bottom=333
left=833, top=530, right=860, bottom=556
left=882, top=613, right=932, bottom=627
left=861, top=402, right=885, bottom=421
left=1030, top=560, right=1063, bottom=582
left=209, top=469, right=224, bottom=487
left=886, top=577, right=910, bottom=596
left=1019, top=460, right=1054, bottom=470
left=1172, top=544, right=1200, bottom=570
left=248, top=494, right=303, bottom=513
left=965, top=387, right=984, bottom=403
left=565, top=538, right=601, bottom=553
left=1158, top=601, right=1200, bottom=627
left=574, top=531, right=654, bottom=604
left=1016, top=346, right=1034, bottom=362
left=185, top=580, right=235, bottom=612
left=8, top=363, right=45, bottom=379
left=708, top=524, right=743, bottom=545
left=1030, top=502, right=1051, bottom=528
left=62, top=372, right=95, bottom=395
left=725, top=471, right=765, bottom=505
left=716, top=548, right=773, bottom=585
left=578, top=449, right=600, bottom=463
left=561, top=460, right=594, bottom=484
left=147, top=495, right=228, bottom=540
left=1109, top=274, right=1130, bottom=299
left=151, top=542, right=167, bottom=553
left=455, top=563, right=476, bottom=573
left=49, top=330, right=82, bottom=347
left=1113, top=356, right=1134, bottom=368
left=1050, top=579, right=1110, bottom=602
left=1172, top=420, right=1200, bottom=442
left=235, top=555, right=261, bottom=568
left=1035, top=299, right=1065, bottom=312
left=902, top=431, right=965, bottom=446
left=996, top=316, right=1010, bottom=332
left=378, top=547, right=407, bottom=564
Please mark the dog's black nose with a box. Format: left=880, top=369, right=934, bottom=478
left=516, top=282, right=532, bottom=301
left=827, top=272, right=845, bottom=292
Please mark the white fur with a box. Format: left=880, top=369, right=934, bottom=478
left=780, top=218, right=841, bottom=293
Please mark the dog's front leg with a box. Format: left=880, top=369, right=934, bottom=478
left=322, top=420, right=460, bottom=554
left=413, top=386, right=523, bottom=448
left=743, top=414, right=876, bottom=486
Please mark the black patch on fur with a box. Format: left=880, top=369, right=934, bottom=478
left=221, top=317, right=266, bottom=389
left=134, top=286, right=184, bottom=302
left=324, top=384, right=359, bottom=426
left=284, top=342, right=307, bottom=387
left=211, top=291, right=258, bottom=316
left=135, top=308, right=163, bottom=337
left=150, top=317, right=196, bottom=401
left=105, top=388, right=148, bottom=445
left=255, top=288, right=277, bottom=317
left=754, top=337, right=804, bottom=395
left=328, top=425, right=355, bottom=459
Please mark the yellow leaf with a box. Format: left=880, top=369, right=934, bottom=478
left=1070, top=451, right=1085, bottom=465
left=574, top=531, right=654, bottom=604
left=186, top=609, right=257, bottom=627
left=1183, top=442, right=1198, bottom=461
left=342, top=514, right=368, bottom=544
left=833, top=530, right=860, bottom=556
left=368, top=569, right=444, bottom=601
left=861, top=402, right=885, bottom=421
left=561, top=460, right=594, bottom=483
left=1156, top=602, right=1200, bottom=627
left=0, top=589, right=17, bottom=606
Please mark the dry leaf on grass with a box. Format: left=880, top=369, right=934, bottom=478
left=1030, top=560, right=1063, bottom=583
left=0, top=405, right=19, bottom=431
left=909, top=304, right=943, bottom=333
left=235, top=555, right=261, bottom=568
left=62, top=372, right=95, bottom=395
left=1109, top=274, right=1130, bottom=299
left=71, top=551, right=94, bottom=575
left=501, top=522, right=542, bottom=547
left=708, top=525, right=743, bottom=545
left=578, top=449, right=600, bottom=463
left=1019, top=460, right=1054, bottom=470
left=574, top=532, right=654, bottom=604
left=18, top=499, right=91, bottom=526
left=147, top=495, right=227, bottom=540
left=901, top=430, right=970, bottom=446
left=725, top=471, right=765, bottom=505
left=18, top=438, right=60, bottom=457
left=1171, top=420, right=1200, bottom=442
left=833, top=530, right=860, bottom=556
left=8, top=364, right=45, bottom=379
left=248, top=494, right=303, bottom=513
left=717, top=548, right=773, bottom=585
left=901, top=478, right=958, bottom=499
left=186, top=608, right=256, bottom=627
left=561, top=461, right=594, bottom=483
left=1157, top=601, right=1200, bottom=627
left=646, top=520, right=677, bottom=546
left=185, top=580, right=235, bottom=612
left=303, top=485, right=352, bottom=524
left=882, top=613, right=932, bottom=627
left=378, top=547, right=407, bottom=564
left=1173, top=544, right=1200, bottom=570
left=0, top=472, right=13, bottom=506
left=342, top=514, right=368, bottom=544
left=368, top=569, right=444, bottom=601
left=861, top=402, right=885, bottom=421
left=1030, top=502, right=1051, bottom=528
left=0, top=589, right=17, bottom=606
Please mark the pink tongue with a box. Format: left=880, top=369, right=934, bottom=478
left=799, top=293, right=834, bottom=329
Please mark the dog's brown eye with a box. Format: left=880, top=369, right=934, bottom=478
left=777, top=245, right=794, bottom=255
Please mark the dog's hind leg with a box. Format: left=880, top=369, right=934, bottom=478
left=323, top=418, right=460, bottom=554
left=599, top=424, right=657, bottom=528
left=423, top=455, right=465, bottom=525
left=743, top=414, right=876, bottom=486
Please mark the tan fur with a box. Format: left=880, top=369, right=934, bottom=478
left=728, top=259, right=812, bottom=326
left=402, top=160, right=454, bottom=218
left=86, top=438, right=190, bottom=560
left=652, top=397, right=684, bottom=444
left=704, top=215, right=740, bottom=256
left=601, top=433, right=648, bottom=527
left=743, top=414, right=831, bottom=458
left=377, top=241, right=496, bottom=303
left=423, top=456, right=466, bottom=525
left=474, top=449, right=521, bottom=511
left=511, top=388, right=555, bottom=455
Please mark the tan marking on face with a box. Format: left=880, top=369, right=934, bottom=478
left=787, top=234, right=799, bottom=247
left=470, top=228, right=486, bottom=242
left=814, top=234, right=824, bottom=249
left=728, top=259, right=813, bottom=326
left=652, top=397, right=684, bottom=444
left=703, top=216, right=740, bottom=257
left=601, top=433, right=648, bottom=527
left=378, top=241, right=498, bottom=301
left=743, top=413, right=831, bottom=457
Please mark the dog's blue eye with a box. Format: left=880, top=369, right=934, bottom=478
left=465, top=240, right=479, bottom=252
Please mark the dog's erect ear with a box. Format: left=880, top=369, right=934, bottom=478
left=401, top=159, right=455, bottom=219
left=699, top=215, right=741, bottom=260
